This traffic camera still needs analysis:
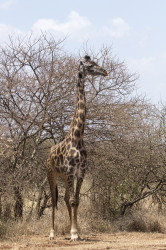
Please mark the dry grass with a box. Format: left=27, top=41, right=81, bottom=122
left=0, top=198, right=116, bottom=240
left=116, top=208, right=166, bottom=233
left=1, top=194, right=166, bottom=241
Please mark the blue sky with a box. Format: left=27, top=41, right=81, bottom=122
left=0, top=0, right=166, bottom=104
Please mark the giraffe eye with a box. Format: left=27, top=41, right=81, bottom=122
left=87, top=65, right=93, bottom=69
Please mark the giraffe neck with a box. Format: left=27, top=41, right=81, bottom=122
left=68, top=73, right=86, bottom=141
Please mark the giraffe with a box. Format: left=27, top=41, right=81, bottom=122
left=47, top=55, right=107, bottom=241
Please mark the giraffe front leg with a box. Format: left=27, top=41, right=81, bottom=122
left=72, top=177, right=83, bottom=240
left=70, top=205, right=80, bottom=241
left=70, top=177, right=84, bottom=241
left=67, top=175, right=80, bottom=241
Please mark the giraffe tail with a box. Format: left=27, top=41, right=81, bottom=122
left=55, top=185, right=58, bottom=210
left=47, top=169, right=58, bottom=210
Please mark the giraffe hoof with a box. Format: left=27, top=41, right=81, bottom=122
left=49, top=229, right=55, bottom=240
left=49, top=236, right=54, bottom=240
left=70, top=233, right=80, bottom=241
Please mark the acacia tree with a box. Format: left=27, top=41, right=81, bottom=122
left=0, top=34, right=75, bottom=219
left=89, top=100, right=166, bottom=218
left=0, top=34, right=165, bottom=222
left=0, top=33, right=137, bottom=219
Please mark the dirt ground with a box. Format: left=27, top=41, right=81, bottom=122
left=0, top=232, right=166, bottom=250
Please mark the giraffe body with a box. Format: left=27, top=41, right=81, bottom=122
left=47, top=56, right=107, bottom=240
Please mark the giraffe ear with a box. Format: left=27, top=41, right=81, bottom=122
left=84, top=55, right=91, bottom=61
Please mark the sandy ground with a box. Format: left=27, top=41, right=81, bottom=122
left=0, top=232, right=166, bottom=250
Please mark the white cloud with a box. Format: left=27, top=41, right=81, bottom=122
left=0, top=0, right=16, bottom=10
left=0, top=11, right=91, bottom=46
left=0, top=23, right=22, bottom=42
left=102, top=17, right=130, bottom=38
left=32, top=11, right=91, bottom=38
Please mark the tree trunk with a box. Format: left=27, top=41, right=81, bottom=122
left=14, top=186, right=23, bottom=220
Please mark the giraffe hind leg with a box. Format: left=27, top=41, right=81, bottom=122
left=47, top=171, right=58, bottom=240
left=64, top=189, right=71, bottom=221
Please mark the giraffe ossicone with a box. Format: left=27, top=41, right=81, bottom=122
left=47, top=55, right=107, bottom=241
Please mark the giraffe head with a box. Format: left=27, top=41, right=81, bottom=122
left=79, top=55, right=108, bottom=77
